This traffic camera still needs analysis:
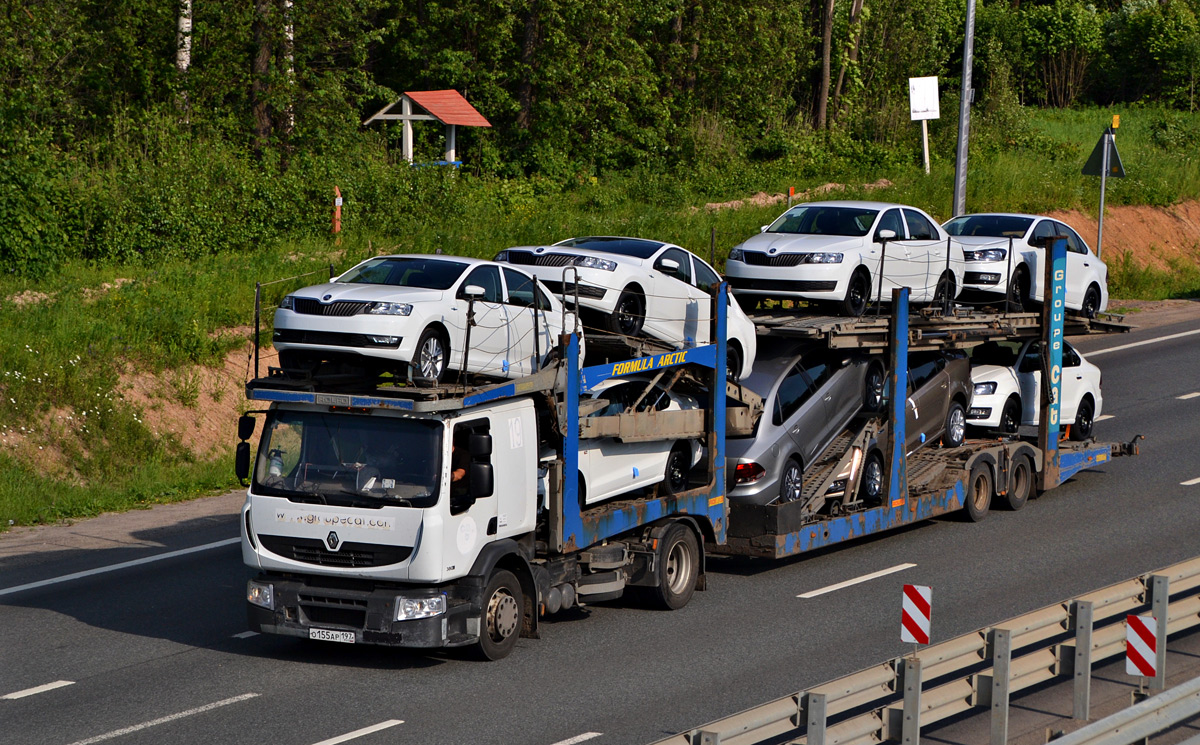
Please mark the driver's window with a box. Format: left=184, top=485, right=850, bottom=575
left=458, top=266, right=503, bottom=303
left=694, top=259, right=721, bottom=292
left=654, top=248, right=692, bottom=283
left=1030, top=220, right=1057, bottom=247
left=1019, top=342, right=1042, bottom=373
left=450, top=419, right=491, bottom=513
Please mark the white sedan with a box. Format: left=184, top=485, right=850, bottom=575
left=495, top=237, right=758, bottom=379
left=577, top=377, right=703, bottom=506
left=966, top=339, right=1103, bottom=439
left=273, top=255, right=576, bottom=384
left=942, top=213, right=1108, bottom=317
left=726, top=200, right=965, bottom=316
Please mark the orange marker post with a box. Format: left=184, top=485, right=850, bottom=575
left=332, top=186, right=343, bottom=244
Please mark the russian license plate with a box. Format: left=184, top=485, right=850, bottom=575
left=309, top=628, right=355, bottom=644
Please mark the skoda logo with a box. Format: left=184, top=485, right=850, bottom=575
left=322, top=294, right=332, bottom=302
left=326, top=531, right=340, bottom=550
left=535, top=247, right=545, bottom=253
left=769, top=248, right=778, bottom=254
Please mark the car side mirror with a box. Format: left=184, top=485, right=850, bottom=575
left=235, top=441, right=252, bottom=483
left=469, top=462, right=494, bottom=499
left=237, top=413, right=256, bottom=441
left=876, top=229, right=896, bottom=242
left=658, top=258, right=680, bottom=272
left=463, top=285, right=485, bottom=299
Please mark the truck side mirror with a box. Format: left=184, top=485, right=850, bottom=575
left=470, top=432, right=492, bottom=458
left=235, top=441, right=252, bottom=483
left=470, top=462, right=494, bottom=499
left=238, top=413, right=256, bottom=441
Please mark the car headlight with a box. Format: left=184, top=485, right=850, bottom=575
left=806, top=253, right=844, bottom=264
left=247, top=580, right=275, bottom=610
left=368, top=302, right=413, bottom=316
left=494, top=250, right=509, bottom=262
left=279, top=295, right=295, bottom=310
left=728, top=248, right=744, bottom=262
left=395, top=595, right=447, bottom=621
left=965, top=248, right=1007, bottom=262
left=572, top=256, right=617, bottom=271
left=974, top=381, right=998, bottom=395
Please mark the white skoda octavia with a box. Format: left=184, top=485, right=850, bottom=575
left=273, top=255, right=576, bottom=383
left=496, top=236, right=758, bottom=380
left=724, top=200, right=965, bottom=316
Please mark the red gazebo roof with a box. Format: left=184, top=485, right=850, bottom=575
left=405, top=90, right=491, bottom=128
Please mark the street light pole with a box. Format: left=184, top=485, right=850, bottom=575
left=951, top=0, right=977, bottom=217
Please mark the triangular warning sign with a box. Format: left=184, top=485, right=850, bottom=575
left=1083, top=129, right=1125, bottom=177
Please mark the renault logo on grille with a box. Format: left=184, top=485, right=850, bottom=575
left=326, top=532, right=340, bottom=551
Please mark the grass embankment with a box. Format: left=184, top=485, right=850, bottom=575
left=2, top=106, right=1198, bottom=529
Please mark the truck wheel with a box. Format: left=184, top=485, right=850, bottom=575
left=662, top=442, right=691, bottom=495
left=778, top=457, right=804, bottom=503
left=943, top=402, right=966, bottom=448
left=652, top=523, right=699, bottom=610
left=476, top=569, right=522, bottom=661
left=1002, top=454, right=1032, bottom=511
left=606, top=288, right=645, bottom=337
left=1070, top=396, right=1095, bottom=441
left=857, top=450, right=886, bottom=506
left=964, top=462, right=993, bottom=522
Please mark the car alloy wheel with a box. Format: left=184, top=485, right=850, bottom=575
left=418, top=335, right=444, bottom=380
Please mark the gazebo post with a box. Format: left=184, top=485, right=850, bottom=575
left=446, top=124, right=456, bottom=164
left=401, top=98, right=414, bottom=163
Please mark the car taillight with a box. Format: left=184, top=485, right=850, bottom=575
left=735, top=462, right=766, bottom=484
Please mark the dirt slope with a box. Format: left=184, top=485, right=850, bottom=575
left=1046, top=201, right=1200, bottom=271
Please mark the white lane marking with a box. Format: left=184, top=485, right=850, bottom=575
left=1183, top=477, right=1200, bottom=486
left=549, top=734, right=603, bottom=745
left=312, top=720, right=405, bottom=745
left=1095, top=414, right=1115, bottom=422
left=1178, top=392, right=1200, bottom=400
left=0, top=537, right=240, bottom=598
left=66, top=693, right=259, bottom=745
left=798, top=563, right=917, bottom=599
left=1086, top=328, right=1200, bottom=357
left=232, top=631, right=259, bottom=639
left=2, top=680, right=74, bottom=699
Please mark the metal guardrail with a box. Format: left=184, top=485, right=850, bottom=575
left=652, top=556, right=1200, bottom=745
left=1051, top=674, right=1200, bottom=745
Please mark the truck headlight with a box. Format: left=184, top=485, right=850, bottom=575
left=806, top=253, right=843, bottom=264
left=368, top=302, right=413, bottom=316
left=395, top=595, right=446, bottom=621
left=728, top=248, right=744, bottom=262
left=965, top=249, right=1007, bottom=262
left=573, top=256, right=617, bottom=271
left=974, top=381, right=998, bottom=395
left=247, top=580, right=275, bottom=610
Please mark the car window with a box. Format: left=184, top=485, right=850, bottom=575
left=503, top=268, right=537, bottom=307
left=908, top=354, right=940, bottom=391
left=1018, top=342, right=1042, bottom=373
left=533, top=281, right=553, bottom=310
left=694, top=257, right=721, bottom=292
left=1030, top=220, right=1058, bottom=247
left=1063, top=343, right=1081, bottom=368
left=1056, top=222, right=1089, bottom=255
left=458, top=266, right=503, bottom=303
left=340, top=257, right=469, bottom=289
left=654, top=248, right=692, bottom=284
left=876, top=209, right=906, bottom=240
left=774, top=364, right=816, bottom=425
left=903, top=209, right=939, bottom=241
left=802, top=358, right=833, bottom=389
left=968, top=341, right=1019, bottom=367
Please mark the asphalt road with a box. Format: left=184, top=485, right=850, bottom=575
left=2, top=312, right=1199, bottom=745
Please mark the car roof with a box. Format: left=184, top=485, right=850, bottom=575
left=374, top=253, right=502, bottom=267
left=944, top=212, right=1044, bottom=221
left=787, top=200, right=923, bottom=211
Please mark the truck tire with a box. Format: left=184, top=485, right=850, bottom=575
left=476, top=569, right=522, bottom=661
left=1002, top=454, right=1033, bottom=511
left=964, top=461, right=993, bottom=522
left=652, top=522, right=699, bottom=610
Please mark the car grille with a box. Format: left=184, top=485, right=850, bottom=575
left=541, top=280, right=607, bottom=299
left=506, top=251, right=578, bottom=267
left=272, top=329, right=401, bottom=349
left=729, top=278, right=838, bottom=292
left=742, top=252, right=810, bottom=267
left=292, top=298, right=372, bottom=317
left=259, top=535, right=413, bottom=568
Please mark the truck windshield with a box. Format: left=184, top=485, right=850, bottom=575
left=766, top=206, right=877, bottom=237
left=254, top=410, right=443, bottom=508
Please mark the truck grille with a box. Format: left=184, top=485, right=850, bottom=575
left=291, top=298, right=371, bottom=317
left=742, top=252, right=809, bottom=267
left=258, top=535, right=413, bottom=568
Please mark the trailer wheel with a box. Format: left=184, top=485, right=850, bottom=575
left=857, top=450, right=887, bottom=506
left=652, top=523, right=699, bottom=610
left=964, top=462, right=993, bottom=522
left=476, top=569, right=522, bottom=661
left=1002, top=455, right=1033, bottom=511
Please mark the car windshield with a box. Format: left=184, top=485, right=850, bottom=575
left=943, top=215, right=1034, bottom=238
left=766, top=205, right=878, bottom=237
left=337, top=257, right=468, bottom=290
left=254, top=410, right=443, bottom=508
left=554, top=237, right=664, bottom=259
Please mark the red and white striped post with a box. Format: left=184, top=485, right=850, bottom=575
left=902, top=584, right=932, bottom=645
left=1126, top=615, right=1158, bottom=685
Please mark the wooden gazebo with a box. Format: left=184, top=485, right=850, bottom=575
left=364, top=90, right=491, bottom=165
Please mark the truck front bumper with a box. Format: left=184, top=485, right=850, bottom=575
left=247, top=573, right=484, bottom=649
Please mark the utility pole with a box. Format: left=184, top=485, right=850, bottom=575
left=951, top=0, right=976, bottom=217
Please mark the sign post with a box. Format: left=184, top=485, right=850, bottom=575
left=908, top=77, right=940, bottom=176
left=1126, top=615, right=1159, bottom=698
left=1082, top=116, right=1125, bottom=258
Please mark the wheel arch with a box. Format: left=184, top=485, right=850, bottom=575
left=646, top=517, right=708, bottom=590
left=468, top=539, right=539, bottom=639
